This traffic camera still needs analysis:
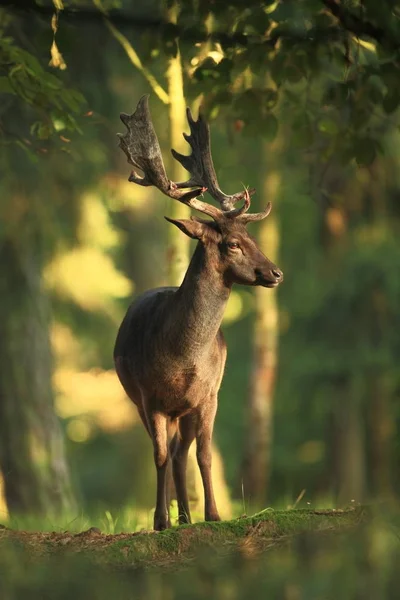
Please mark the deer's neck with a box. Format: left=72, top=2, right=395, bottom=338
left=167, top=243, right=230, bottom=359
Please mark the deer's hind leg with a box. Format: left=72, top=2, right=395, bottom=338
left=196, top=397, right=220, bottom=522
left=171, top=413, right=196, bottom=525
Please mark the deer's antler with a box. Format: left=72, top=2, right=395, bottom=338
left=117, top=95, right=271, bottom=223
left=171, top=108, right=255, bottom=213
left=118, top=95, right=222, bottom=219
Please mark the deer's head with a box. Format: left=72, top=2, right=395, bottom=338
left=165, top=199, right=282, bottom=288
left=118, top=95, right=283, bottom=289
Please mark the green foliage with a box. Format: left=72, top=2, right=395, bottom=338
left=0, top=8, right=85, bottom=151
left=169, top=0, right=400, bottom=164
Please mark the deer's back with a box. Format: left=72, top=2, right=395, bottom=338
left=114, top=287, right=227, bottom=414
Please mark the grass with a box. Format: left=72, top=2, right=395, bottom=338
left=0, top=507, right=365, bottom=568
left=0, top=505, right=399, bottom=599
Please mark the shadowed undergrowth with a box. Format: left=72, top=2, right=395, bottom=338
left=2, top=506, right=400, bottom=599
left=0, top=508, right=364, bottom=569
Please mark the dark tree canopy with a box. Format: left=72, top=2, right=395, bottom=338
left=3, top=1, right=400, bottom=167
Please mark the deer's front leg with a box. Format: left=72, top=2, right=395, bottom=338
left=196, top=399, right=221, bottom=522
left=172, top=413, right=196, bottom=525
left=147, top=410, right=170, bottom=531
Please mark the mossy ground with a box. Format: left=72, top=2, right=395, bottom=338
left=2, top=506, right=399, bottom=599
left=0, top=507, right=365, bottom=570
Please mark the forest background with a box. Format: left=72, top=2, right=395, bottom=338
left=0, top=0, right=399, bottom=530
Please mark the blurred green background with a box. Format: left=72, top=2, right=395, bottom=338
left=0, top=0, right=399, bottom=530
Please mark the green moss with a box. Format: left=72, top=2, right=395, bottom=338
left=0, top=508, right=366, bottom=570
left=106, top=508, right=365, bottom=568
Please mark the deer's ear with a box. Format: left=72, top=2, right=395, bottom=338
left=164, top=217, right=208, bottom=240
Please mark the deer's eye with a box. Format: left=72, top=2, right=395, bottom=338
left=227, top=241, right=240, bottom=250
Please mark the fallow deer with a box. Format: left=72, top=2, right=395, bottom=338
left=114, top=95, right=283, bottom=530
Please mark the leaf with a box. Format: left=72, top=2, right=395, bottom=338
left=318, top=118, right=339, bottom=135
left=382, top=90, right=400, bottom=114
left=49, top=40, right=67, bottom=70
left=243, top=7, right=270, bottom=35
left=282, top=64, right=304, bottom=84
left=323, top=82, right=352, bottom=106
left=268, top=1, right=292, bottom=21
left=193, top=57, right=219, bottom=82
left=36, top=123, right=54, bottom=140
left=263, top=87, right=278, bottom=109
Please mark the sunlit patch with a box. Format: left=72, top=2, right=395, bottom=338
left=78, top=193, right=120, bottom=248
left=354, top=38, right=376, bottom=52
left=207, top=50, right=224, bottom=64
left=45, top=247, right=132, bottom=313
left=54, top=369, right=137, bottom=433
left=101, top=174, right=156, bottom=212
left=52, top=118, right=66, bottom=132
left=265, top=1, right=278, bottom=14
left=326, top=207, right=347, bottom=237
left=0, top=474, right=8, bottom=520
left=44, top=190, right=133, bottom=316
left=223, top=291, right=243, bottom=324
left=66, top=418, right=93, bottom=443
left=51, top=324, right=81, bottom=369
left=279, top=309, right=290, bottom=333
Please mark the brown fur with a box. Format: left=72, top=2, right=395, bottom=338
left=114, top=215, right=283, bottom=530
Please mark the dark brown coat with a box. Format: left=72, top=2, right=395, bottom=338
left=114, top=95, right=283, bottom=530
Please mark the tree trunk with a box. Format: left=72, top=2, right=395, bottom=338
left=368, top=376, right=393, bottom=499
left=242, top=142, right=281, bottom=509
left=162, top=3, right=231, bottom=519
left=332, top=378, right=366, bottom=505
left=165, top=3, right=191, bottom=286
left=0, top=237, right=75, bottom=516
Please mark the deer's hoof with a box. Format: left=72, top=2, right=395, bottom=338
left=205, top=512, right=221, bottom=522
left=154, top=515, right=171, bottom=531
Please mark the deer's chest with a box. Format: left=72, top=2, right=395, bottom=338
left=142, top=340, right=225, bottom=414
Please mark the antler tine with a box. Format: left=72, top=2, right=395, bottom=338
left=171, top=108, right=255, bottom=213
left=225, top=189, right=252, bottom=219
left=117, top=95, right=224, bottom=220
left=240, top=201, right=272, bottom=224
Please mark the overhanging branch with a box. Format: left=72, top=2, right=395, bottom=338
left=4, top=0, right=399, bottom=52
left=322, top=0, right=399, bottom=50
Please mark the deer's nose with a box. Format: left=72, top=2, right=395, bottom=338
left=272, top=268, right=283, bottom=280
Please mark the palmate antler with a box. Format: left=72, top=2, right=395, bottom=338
left=117, top=95, right=272, bottom=224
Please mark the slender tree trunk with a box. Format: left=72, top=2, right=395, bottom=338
left=0, top=236, right=75, bottom=516
left=162, top=3, right=231, bottom=520
left=366, top=167, right=393, bottom=500
left=165, top=3, right=191, bottom=286
left=242, top=141, right=281, bottom=509
left=332, top=377, right=366, bottom=505
left=368, top=376, right=393, bottom=499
